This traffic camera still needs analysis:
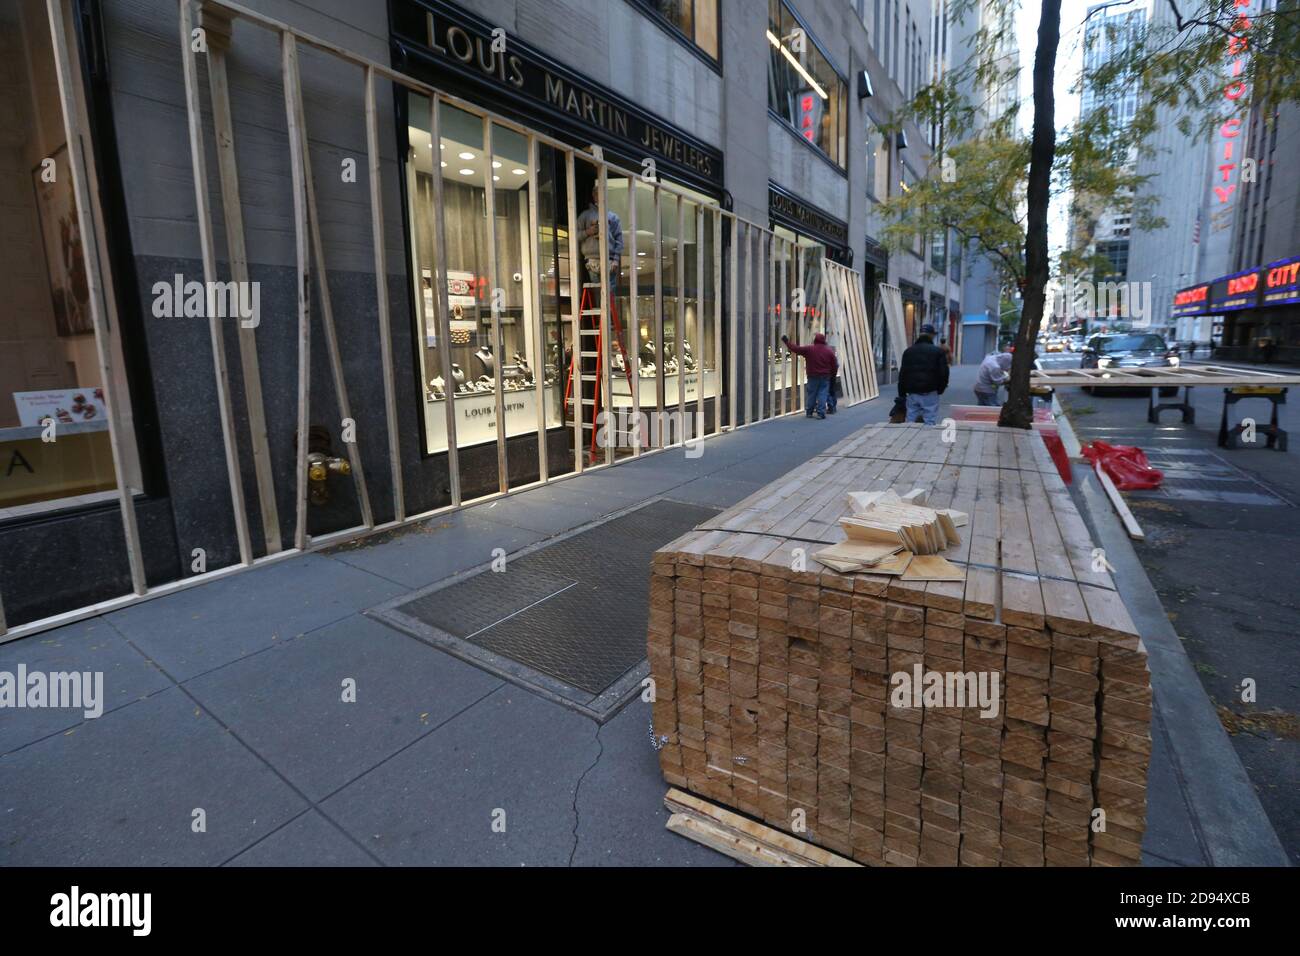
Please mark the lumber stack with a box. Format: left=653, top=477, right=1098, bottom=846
left=648, top=421, right=1150, bottom=866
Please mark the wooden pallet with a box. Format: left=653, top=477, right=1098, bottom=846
left=648, top=421, right=1151, bottom=867
left=665, top=787, right=861, bottom=866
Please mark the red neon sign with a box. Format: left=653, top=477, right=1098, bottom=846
left=1227, top=273, right=1258, bottom=295
left=1267, top=261, right=1300, bottom=288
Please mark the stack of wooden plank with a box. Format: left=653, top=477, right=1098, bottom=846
left=647, top=421, right=1150, bottom=866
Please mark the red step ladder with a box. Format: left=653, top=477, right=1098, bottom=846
left=565, top=281, right=634, bottom=460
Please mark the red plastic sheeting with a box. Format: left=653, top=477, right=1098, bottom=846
left=1081, top=441, right=1165, bottom=490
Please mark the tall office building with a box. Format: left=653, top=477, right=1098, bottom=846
left=1065, top=1, right=1145, bottom=327
left=1128, top=0, right=1300, bottom=357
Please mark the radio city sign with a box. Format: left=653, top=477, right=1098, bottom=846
left=1174, top=251, right=1300, bottom=316
left=393, top=0, right=723, bottom=188
left=1210, top=0, right=1257, bottom=205
left=1172, top=284, right=1209, bottom=317
left=1263, top=256, right=1300, bottom=307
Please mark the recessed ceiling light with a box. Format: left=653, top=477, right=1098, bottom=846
left=511, top=168, right=526, bottom=175
left=459, top=168, right=474, bottom=176
left=458, top=151, right=475, bottom=160
left=637, top=251, right=646, bottom=257
left=491, top=161, right=501, bottom=169
left=492, top=175, right=500, bottom=181
left=440, top=161, right=447, bottom=167
left=439, top=143, right=445, bottom=149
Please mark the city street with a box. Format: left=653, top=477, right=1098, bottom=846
left=1048, top=353, right=1300, bottom=863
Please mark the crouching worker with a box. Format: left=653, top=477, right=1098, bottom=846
left=898, top=323, right=949, bottom=425
left=973, top=350, right=1013, bottom=406
left=781, top=332, right=839, bottom=419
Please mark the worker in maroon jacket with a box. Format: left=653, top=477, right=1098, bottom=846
left=781, top=331, right=839, bottom=419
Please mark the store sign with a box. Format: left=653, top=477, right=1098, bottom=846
left=1262, top=255, right=1300, bottom=307
left=1208, top=269, right=1261, bottom=312
left=1211, top=0, right=1255, bottom=205
left=1172, top=283, right=1210, bottom=317
left=768, top=184, right=849, bottom=248
left=797, top=92, right=821, bottom=144
left=393, top=0, right=723, bottom=189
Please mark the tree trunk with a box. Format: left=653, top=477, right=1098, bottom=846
left=999, top=0, right=1062, bottom=429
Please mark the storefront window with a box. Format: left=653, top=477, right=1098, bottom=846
left=405, top=96, right=562, bottom=470
left=1, top=1, right=132, bottom=516
left=767, top=0, right=847, bottom=168
left=631, top=0, right=719, bottom=59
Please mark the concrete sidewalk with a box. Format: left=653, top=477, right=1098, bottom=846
left=0, top=367, right=1281, bottom=866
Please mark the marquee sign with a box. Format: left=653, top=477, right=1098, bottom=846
left=1262, top=255, right=1300, bottom=307
left=391, top=0, right=724, bottom=191
left=1208, top=268, right=1261, bottom=312
left=1172, top=283, right=1210, bottom=318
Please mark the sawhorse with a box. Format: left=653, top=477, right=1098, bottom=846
left=1218, top=387, right=1288, bottom=450
left=1148, top=385, right=1195, bottom=424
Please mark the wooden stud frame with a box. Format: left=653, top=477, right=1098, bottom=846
left=653, top=185, right=666, bottom=448
left=565, top=151, right=583, bottom=472
left=527, top=134, right=548, bottom=481
left=597, top=164, right=614, bottom=466
left=621, top=179, right=637, bottom=455
left=429, top=94, right=461, bottom=507
left=202, top=6, right=282, bottom=552
left=365, top=66, right=405, bottom=523
left=4, top=0, right=879, bottom=644
left=180, top=0, right=254, bottom=564
left=675, top=195, right=687, bottom=444
left=482, top=118, right=509, bottom=495
left=712, top=209, right=723, bottom=436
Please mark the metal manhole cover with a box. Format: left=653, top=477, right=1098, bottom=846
left=369, top=499, right=718, bottom=720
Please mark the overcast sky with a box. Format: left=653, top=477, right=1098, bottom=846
left=1014, top=0, right=1149, bottom=260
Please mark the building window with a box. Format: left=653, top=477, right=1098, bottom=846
left=767, top=0, right=848, bottom=168
left=630, top=0, right=719, bottom=59
left=1, top=3, right=137, bottom=516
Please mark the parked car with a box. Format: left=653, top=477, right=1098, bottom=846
left=1079, top=333, right=1180, bottom=394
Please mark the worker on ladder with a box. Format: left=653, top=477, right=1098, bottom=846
left=576, top=182, right=623, bottom=287
left=568, top=180, right=630, bottom=461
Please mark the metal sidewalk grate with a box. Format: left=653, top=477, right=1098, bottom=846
left=369, top=499, right=718, bottom=720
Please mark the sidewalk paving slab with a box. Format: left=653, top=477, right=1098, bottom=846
left=0, top=617, right=169, bottom=754
left=226, top=810, right=379, bottom=867
left=106, top=553, right=407, bottom=682
left=184, top=614, right=503, bottom=803
left=571, top=695, right=737, bottom=867
left=328, top=512, right=548, bottom=591
left=1, top=686, right=307, bottom=866
left=318, top=686, right=597, bottom=866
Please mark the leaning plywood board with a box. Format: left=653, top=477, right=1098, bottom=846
left=648, top=421, right=1150, bottom=867
left=1095, top=464, right=1145, bottom=540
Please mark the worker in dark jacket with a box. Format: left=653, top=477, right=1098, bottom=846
left=781, top=332, right=838, bottom=419
left=897, top=323, right=949, bottom=425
